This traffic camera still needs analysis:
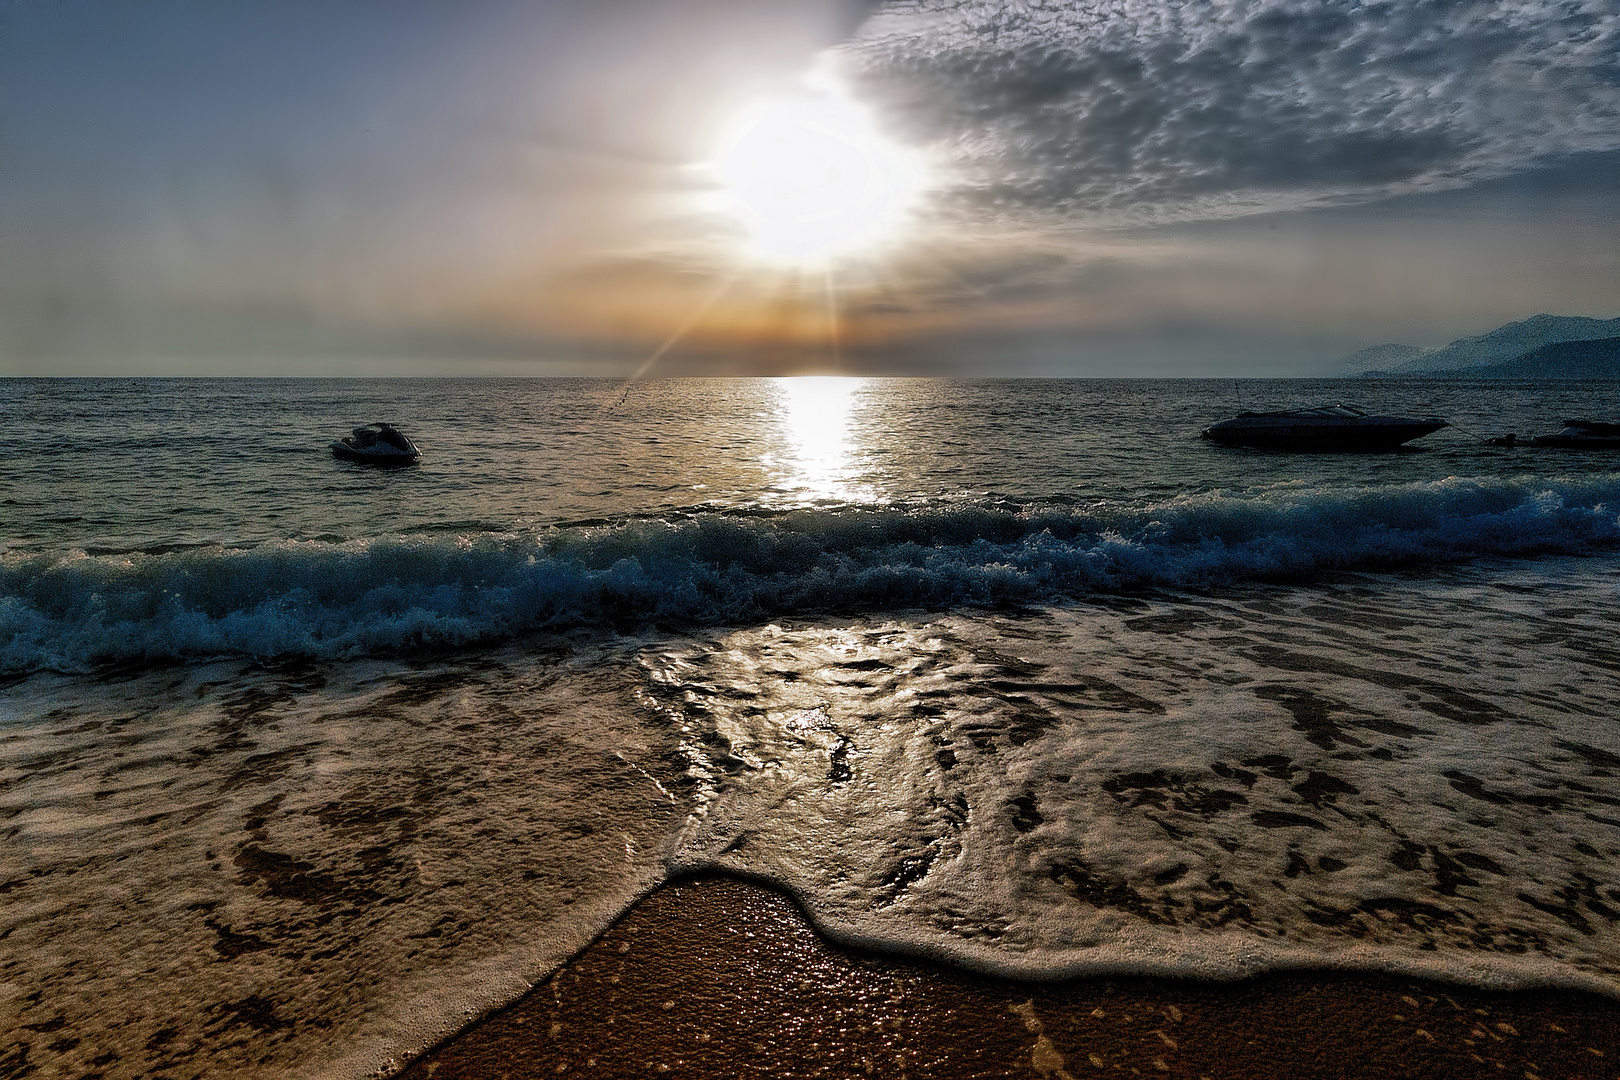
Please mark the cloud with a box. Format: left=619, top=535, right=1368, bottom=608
left=841, top=0, right=1620, bottom=224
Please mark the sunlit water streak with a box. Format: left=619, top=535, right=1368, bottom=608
left=5, top=377, right=1620, bottom=1078
left=760, top=376, right=871, bottom=504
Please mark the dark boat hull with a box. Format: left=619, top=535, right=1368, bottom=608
left=330, top=441, right=419, bottom=465
left=1530, top=420, right=1620, bottom=448
left=1201, top=420, right=1448, bottom=450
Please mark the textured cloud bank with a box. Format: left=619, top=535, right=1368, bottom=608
left=843, top=0, right=1620, bottom=224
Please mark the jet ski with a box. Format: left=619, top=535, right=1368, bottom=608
left=330, top=423, right=420, bottom=465
left=1201, top=405, right=1448, bottom=450
left=1529, top=420, right=1620, bottom=449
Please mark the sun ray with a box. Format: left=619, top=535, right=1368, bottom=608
left=610, top=273, right=737, bottom=408
left=823, top=268, right=842, bottom=372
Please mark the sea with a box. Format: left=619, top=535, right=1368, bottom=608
left=5, top=376, right=1620, bottom=1078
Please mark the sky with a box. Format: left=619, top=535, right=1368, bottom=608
left=2, top=0, right=1617, bottom=377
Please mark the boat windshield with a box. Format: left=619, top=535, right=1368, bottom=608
left=348, top=424, right=412, bottom=451
left=376, top=427, right=411, bottom=451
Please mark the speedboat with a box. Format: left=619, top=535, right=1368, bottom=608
left=1201, top=405, right=1448, bottom=450
left=330, top=423, right=420, bottom=465
left=1530, top=420, right=1620, bottom=449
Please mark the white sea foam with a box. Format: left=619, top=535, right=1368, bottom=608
left=0, top=649, right=693, bottom=1079
left=7, top=560, right=1620, bottom=1079
left=5, top=474, right=1620, bottom=674
left=659, top=561, right=1620, bottom=996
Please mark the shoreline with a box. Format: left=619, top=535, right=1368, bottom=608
left=400, top=875, right=1620, bottom=1079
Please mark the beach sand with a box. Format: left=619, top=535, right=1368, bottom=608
left=402, top=875, right=1620, bottom=1079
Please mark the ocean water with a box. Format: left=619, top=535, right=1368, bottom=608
left=5, top=376, right=1620, bottom=1077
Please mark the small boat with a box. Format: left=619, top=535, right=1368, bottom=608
left=1530, top=420, right=1620, bottom=449
left=330, top=423, right=420, bottom=465
left=1201, top=405, right=1448, bottom=450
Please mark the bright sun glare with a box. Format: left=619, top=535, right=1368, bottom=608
left=714, top=89, right=926, bottom=266
left=773, top=376, right=865, bottom=502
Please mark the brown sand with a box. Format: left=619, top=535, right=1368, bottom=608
left=402, top=875, right=1620, bottom=1079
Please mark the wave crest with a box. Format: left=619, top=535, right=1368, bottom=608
left=6, top=475, right=1619, bottom=673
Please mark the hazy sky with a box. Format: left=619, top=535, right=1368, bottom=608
left=3, top=0, right=1617, bottom=376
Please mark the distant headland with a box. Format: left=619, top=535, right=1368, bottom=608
left=1343, top=314, right=1620, bottom=378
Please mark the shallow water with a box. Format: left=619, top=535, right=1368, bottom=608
left=665, top=560, right=1620, bottom=990
left=3, top=377, right=1620, bottom=1077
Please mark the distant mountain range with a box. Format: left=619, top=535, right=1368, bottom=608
left=1338, top=343, right=1427, bottom=373
left=1344, top=314, right=1620, bottom=377
left=1460, top=336, right=1620, bottom=379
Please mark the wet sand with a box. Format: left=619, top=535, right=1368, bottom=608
left=401, top=875, right=1620, bottom=1079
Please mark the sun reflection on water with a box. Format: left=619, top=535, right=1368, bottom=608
left=767, top=376, right=868, bottom=504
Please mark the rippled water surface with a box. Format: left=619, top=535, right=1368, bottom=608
left=6, top=376, right=1620, bottom=551
left=4, top=377, right=1620, bottom=1078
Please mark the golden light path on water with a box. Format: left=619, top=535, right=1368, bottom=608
left=767, top=376, right=869, bottom=504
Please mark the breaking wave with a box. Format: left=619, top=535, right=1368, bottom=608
left=6, top=474, right=1620, bottom=673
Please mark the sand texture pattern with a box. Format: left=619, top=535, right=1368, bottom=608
left=403, top=876, right=1620, bottom=1079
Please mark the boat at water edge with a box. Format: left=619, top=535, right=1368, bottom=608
left=1201, top=405, right=1449, bottom=451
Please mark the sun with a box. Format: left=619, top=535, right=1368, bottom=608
left=712, top=88, right=927, bottom=267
